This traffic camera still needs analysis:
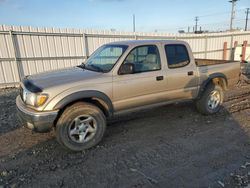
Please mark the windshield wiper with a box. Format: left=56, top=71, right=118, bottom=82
left=77, top=63, right=104, bottom=73
left=77, top=63, right=86, bottom=69
left=87, top=64, right=104, bottom=73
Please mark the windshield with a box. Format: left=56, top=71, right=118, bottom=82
left=84, top=44, right=128, bottom=72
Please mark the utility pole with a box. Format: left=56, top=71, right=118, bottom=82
left=229, top=0, right=239, bottom=31
left=245, top=8, right=249, bottom=31
left=195, top=16, right=199, bottom=33
left=133, top=14, right=136, bottom=32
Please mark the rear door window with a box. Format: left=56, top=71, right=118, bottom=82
left=165, top=44, right=190, bottom=68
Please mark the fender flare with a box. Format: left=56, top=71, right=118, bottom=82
left=197, top=73, right=228, bottom=99
left=53, top=90, right=114, bottom=117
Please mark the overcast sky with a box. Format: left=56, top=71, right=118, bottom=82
left=0, top=0, right=249, bottom=33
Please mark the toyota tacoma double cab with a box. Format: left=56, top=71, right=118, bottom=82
left=16, top=40, right=240, bottom=151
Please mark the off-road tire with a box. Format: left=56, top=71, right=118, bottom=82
left=56, top=102, right=106, bottom=151
left=195, top=83, right=224, bottom=115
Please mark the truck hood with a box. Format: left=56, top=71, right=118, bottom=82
left=26, top=67, right=103, bottom=90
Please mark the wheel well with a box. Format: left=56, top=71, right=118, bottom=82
left=197, top=76, right=227, bottom=99
left=210, top=77, right=227, bottom=90
left=53, top=98, right=110, bottom=127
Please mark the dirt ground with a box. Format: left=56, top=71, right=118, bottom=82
left=0, top=83, right=250, bottom=188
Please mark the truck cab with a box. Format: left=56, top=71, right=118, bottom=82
left=110, top=40, right=199, bottom=111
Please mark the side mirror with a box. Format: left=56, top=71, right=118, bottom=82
left=119, top=63, right=134, bottom=75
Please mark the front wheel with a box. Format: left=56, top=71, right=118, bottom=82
left=195, top=83, right=224, bottom=115
left=56, top=102, right=106, bottom=151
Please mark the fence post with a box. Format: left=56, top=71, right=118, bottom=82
left=83, top=33, right=89, bottom=59
left=223, top=42, right=227, bottom=60
left=9, top=30, right=24, bottom=81
left=241, top=40, right=248, bottom=61
left=234, top=41, right=238, bottom=48
left=204, top=35, right=208, bottom=59
left=230, top=33, right=234, bottom=60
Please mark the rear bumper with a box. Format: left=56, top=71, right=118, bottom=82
left=16, top=96, right=59, bottom=133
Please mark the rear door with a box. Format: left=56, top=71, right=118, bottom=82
left=164, top=44, right=199, bottom=99
left=112, top=44, right=167, bottom=111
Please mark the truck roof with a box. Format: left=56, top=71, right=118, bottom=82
left=108, top=40, right=187, bottom=46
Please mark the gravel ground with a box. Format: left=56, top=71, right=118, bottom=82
left=0, top=83, right=250, bottom=188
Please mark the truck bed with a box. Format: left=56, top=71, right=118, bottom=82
left=196, top=59, right=240, bottom=88
left=195, top=59, right=239, bottom=67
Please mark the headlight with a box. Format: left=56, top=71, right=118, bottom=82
left=22, top=88, right=48, bottom=107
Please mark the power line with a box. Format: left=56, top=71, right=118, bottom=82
left=199, top=11, right=231, bottom=18
left=198, top=8, right=245, bottom=18
left=171, top=9, right=245, bottom=26
left=245, top=8, right=250, bottom=31
left=159, top=18, right=245, bottom=32
left=152, top=8, right=246, bottom=32
left=201, top=19, right=245, bottom=25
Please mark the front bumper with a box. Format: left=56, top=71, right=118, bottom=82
left=16, top=95, right=59, bottom=133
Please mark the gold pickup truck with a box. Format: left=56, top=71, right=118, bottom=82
left=16, top=40, right=240, bottom=151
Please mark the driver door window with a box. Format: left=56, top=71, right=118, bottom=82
left=123, top=45, right=161, bottom=73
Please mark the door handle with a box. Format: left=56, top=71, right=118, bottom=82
left=187, top=71, right=194, bottom=76
left=156, top=76, right=164, bottom=81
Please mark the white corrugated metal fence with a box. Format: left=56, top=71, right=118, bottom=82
left=0, top=25, right=250, bottom=87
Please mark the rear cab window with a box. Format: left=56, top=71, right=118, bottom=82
left=165, top=44, right=190, bottom=68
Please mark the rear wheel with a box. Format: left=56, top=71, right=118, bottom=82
left=195, top=83, right=224, bottom=115
left=56, top=102, right=106, bottom=151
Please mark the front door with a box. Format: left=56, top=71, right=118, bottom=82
left=113, top=45, right=167, bottom=111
